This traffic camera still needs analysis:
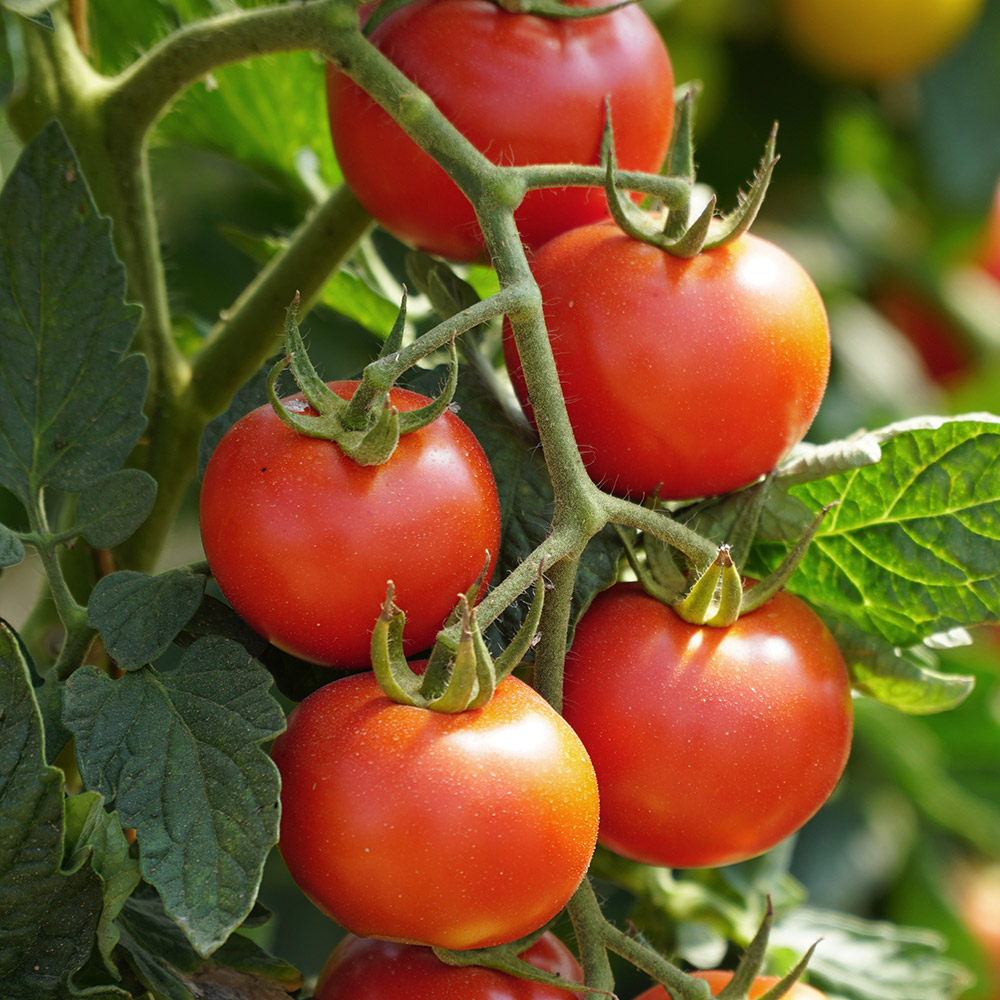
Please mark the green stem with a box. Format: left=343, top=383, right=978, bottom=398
left=567, top=880, right=616, bottom=1000
left=190, top=183, right=373, bottom=416
left=602, top=923, right=713, bottom=1000
left=531, top=554, right=580, bottom=713
left=515, top=162, right=688, bottom=205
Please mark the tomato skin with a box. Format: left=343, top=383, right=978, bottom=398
left=271, top=672, right=600, bottom=949
left=327, top=0, right=674, bottom=262
left=561, top=583, right=853, bottom=869
left=503, top=226, right=830, bottom=500
left=314, top=931, right=582, bottom=999
left=636, top=970, right=828, bottom=999
left=199, top=381, right=500, bottom=668
left=779, top=0, right=984, bottom=82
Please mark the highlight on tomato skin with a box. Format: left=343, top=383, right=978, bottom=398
left=199, top=380, right=501, bottom=669
left=561, top=583, right=853, bottom=870
left=327, top=0, right=675, bottom=262
left=503, top=225, right=830, bottom=501
left=314, top=931, right=583, bottom=999
left=270, top=671, right=600, bottom=951
left=635, top=969, right=829, bottom=999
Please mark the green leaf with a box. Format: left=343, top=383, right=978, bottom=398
left=62, top=637, right=285, bottom=956
left=755, top=415, right=1000, bottom=646
left=75, top=470, right=157, bottom=550
left=63, top=792, right=141, bottom=973
left=87, top=568, right=206, bottom=669
left=826, top=617, right=975, bottom=714
left=153, top=51, right=342, bottom=197
left=117, top=885, right=303, bottom=1000
left=0, top=622, right=107, bottom=997
left=1, top=0, right=53, bottom=15
left=0, top=122, right=147, bottom=506
left=0, top=522, right=24, bottom=567
left=222, top=228, right=399, bottom=338
left=772, top=906, right=974, bottom=1000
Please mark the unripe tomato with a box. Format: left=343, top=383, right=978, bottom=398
left=778, top=0, right=984, bottom=83
left=503, top=225, right=830, bottom=501
left=199, top=382, right=500, bottom=668
left=561, top=583, right=853, bottom=869
left=327, top=0, right=675, bottom=261
left=636, top=970, right=829, bottom=998
left=271, top=672, right=600, bottom=950
left=314, top=931, right=582, bottom=999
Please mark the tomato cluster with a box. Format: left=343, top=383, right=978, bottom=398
left=195, top=0, right=855, bottom=987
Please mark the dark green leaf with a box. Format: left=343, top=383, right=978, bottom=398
left=1, top=1, right=53, bottom=27
left=63, top=792, right=141, bottom=973
left=222, top=227, right=399, bottom=338
left=153, top=52, right=341, bottom=196
left=75, top=470, right=157, bottom=550
left=118, top=884, right=302, bottom=1000
left=62, top=637, right=285, bottom=956
left=827, top=617, right=975, bottom=714
left=177, top=593, right=346, bottom=703
left=87, top=568, right=206, bottom=669
left=0, top=122, right=147, bottom=506
left=0, top=623, right=106, bottom=997
left=772, top=906, right=974, bottom=1000
left=0, top=523, right=24, bottom=567
left=755, top=415, right=1000, bottom=645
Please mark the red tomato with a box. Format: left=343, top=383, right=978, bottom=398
left=327, top=0, right=674, bottom=262
left=314, top=931, right=582, bottom=999
left=199, top=381, right=500, bottom=668
left=561, top=583, right=853, bottom=869
left=503, top=225, right=830, bottom=500
left=873, top=281, right=973, bottom=385
left=270, top=671, right=600, bottom=949
left=636, top=970, right=828, bottom=999
left=979, top=177, right=1000, bottom=285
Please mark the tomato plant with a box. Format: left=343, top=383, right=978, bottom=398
left=2, top=0, right=998, bottom=997
left=777, top=0, right=985, bottom=82
left=503, top=225, right=830, bottom=500
left=313, top=931, right=582, bottom=999
left=327, top=0, right=675, bottom=261
left=199, top=381, right=501, bottom=668
left=561, top=583, right=853, bottom=869
left=635, top=970, right=829, bottom=998
left=270, top=670, right=599, bottom=949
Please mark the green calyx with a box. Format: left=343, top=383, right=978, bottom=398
left=266, top=292, right=458, bottom=466
left=492, top=0, right=639, bottom=19
left=602, top=87, right=779, bottom=258
left=620, top=479, right=837, bottom=626
left=707, top=899, right=819, bottom=1000
left=370, top=564, right=548, bottom=713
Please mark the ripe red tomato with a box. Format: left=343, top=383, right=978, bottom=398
left=561, top=583, right=853, bottom=869
left=636, top=970, right=828, bottom=998
left=503, top=225, right=830, bottom=500
left=199, top=381, right=500, bottom=668
left=314, top=931, right=582, bottom=999
left=327, top=0, right=674, bottom=262
left=270, top=671, right=600, bottom=949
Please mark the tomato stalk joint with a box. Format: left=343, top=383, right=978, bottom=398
left=266, top=293, right=459, bottom=466
left=370, top=564, right=547, bottom=712
left=602, top=92, right=779, bottom=259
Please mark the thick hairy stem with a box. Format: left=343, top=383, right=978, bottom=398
left=531, top=554, right=580, bottom=712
